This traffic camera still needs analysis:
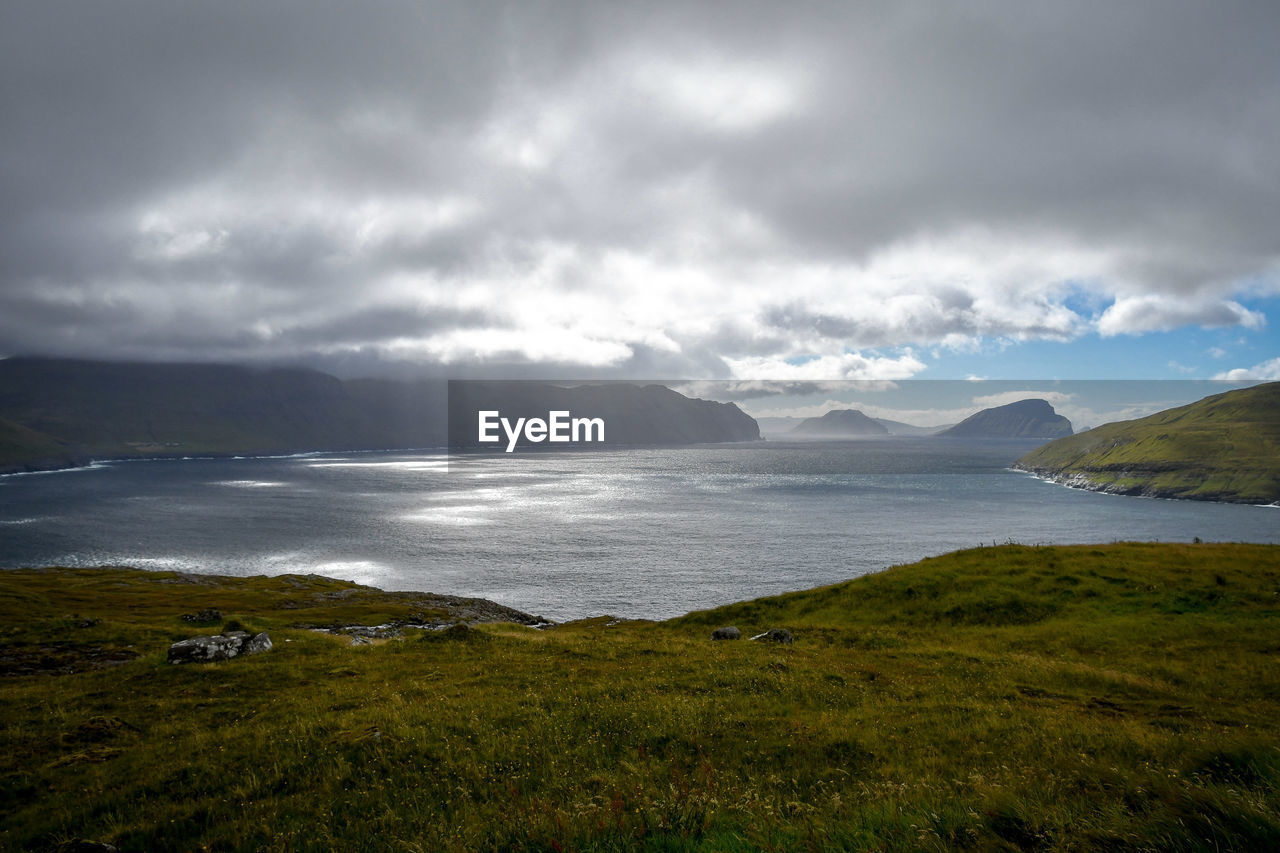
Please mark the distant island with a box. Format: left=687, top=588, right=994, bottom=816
left=1015, top=382, right=1280, bottom=504
left=773, top=398, right=1070, bottom=441
left=937, top=398, right=1073, bottom=439
left=0, top=358, right=759, bottom=473
left=788, top=409, right=888, bottom=438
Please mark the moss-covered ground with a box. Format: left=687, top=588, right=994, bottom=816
left=3, top=543, right=1279, bottom=851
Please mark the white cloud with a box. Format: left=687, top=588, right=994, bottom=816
left=1214, top=357, right=1280, bottom=380
left=629, top=52, right=807, bottom=132
left=3, top=2, right=1280, bottom=377
left=970, top=390, right=1074, bottom=408
left=722, top=351, right=926, bottom=380
left=1097, top=296, right=1266, bottom=337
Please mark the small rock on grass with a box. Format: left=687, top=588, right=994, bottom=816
left=167, top=630, right=272, bottom=664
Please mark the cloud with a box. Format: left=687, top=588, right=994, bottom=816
left=970, top=390, right=1075, bottom=409
left=670, top=379, right=897, bottom=400
left=721, top=351, right=927, bottom=381
left=2, top=1, right=1278, bottom=376
left=1097, top=296, right=1266, bottom=337
left=1214, top=358, right=1280, bottom=381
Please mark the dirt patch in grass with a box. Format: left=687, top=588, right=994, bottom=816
left=0, top=642, right=139, bottom=677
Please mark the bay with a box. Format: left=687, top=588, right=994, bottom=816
left=1, top=439, right=1275, bottom=621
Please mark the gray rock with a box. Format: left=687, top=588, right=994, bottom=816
left=749, top=628, right=793, bottom=644
left=167, top=630, right=272, bottom=664
left=710, top=626, right=741, bottom=640
left=246, top=632, right=273, bottom=654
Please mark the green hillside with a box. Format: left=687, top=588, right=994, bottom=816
left=0, top=415, right=81, bottom=471
left=1015, top=382, right=1280, bottom=504
left=3, top=543, right=1279, bottom=850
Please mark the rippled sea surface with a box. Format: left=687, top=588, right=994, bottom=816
left=2, top=440, right=1276, bottom=620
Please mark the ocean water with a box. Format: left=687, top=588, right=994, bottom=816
left=1, top=439, right=1276, bottom=621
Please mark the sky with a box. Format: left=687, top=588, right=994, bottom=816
left=2, top=1, right=1278, bottom=382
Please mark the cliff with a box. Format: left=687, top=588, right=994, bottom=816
left=0, top=359, right=758, bottom=472
left=938, top=398, right=1073, bottom=439
left=446, top=381, right=759, bottom=449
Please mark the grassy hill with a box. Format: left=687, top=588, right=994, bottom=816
left=1015, top=382, right=1280, bottom=504
left=3, top=543, right=1279, bottom=850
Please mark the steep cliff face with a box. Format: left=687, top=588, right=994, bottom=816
left=1014, top=382, right=1280, bottom=504
left=0, top=358, right=404, bottom=471
left=938, top=399, right=1073, bottom=439
left=446, top=381, right=759, bottom=449
left=0, top=359, right=759, bottom=472
left=788, top=409, right=889, bottom=438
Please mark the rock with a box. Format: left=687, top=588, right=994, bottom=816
left=180, top=608, right=222, bottom=624
left=348, top=635, right=372, bottom=646
left=246, top=632, right=273, bottom=654
left=167, top=630, right=272, bottom=664
left=710, top=626, right=741, bottom=640
left=750, top=628, right=793, bottom=644
left=56, top=840, right=118, bottom=852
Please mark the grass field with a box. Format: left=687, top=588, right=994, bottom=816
left=3, top=543, right=1279, bottom=851
left=1015, top=382, right=1280, bottom=504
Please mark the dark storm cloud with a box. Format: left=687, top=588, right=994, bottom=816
left=1, top=1, right=1277, bottom=376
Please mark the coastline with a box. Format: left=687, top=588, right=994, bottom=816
left=1013, top=462, right=1280, bottom=506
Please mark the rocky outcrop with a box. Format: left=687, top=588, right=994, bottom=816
left=939, top=399, right=1072, bottom=439
left=710, top=626, right=741, bottom=640
left=168, top=630, right=272, bottom=664
left=789, top=409, right=889, bottom=438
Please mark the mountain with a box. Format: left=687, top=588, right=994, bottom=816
left=0, top=414, right=83, bottom=472
left=873, top=417, right=951, bottom=436
left=938, top=398, right=1072, bottom=439
left=788, top=409, right=889, bottom=438
left=446, top=381, right=759, bottom=449
left=0, top=359, right=759, bottom=472
left=1014, top=382, right=1280, bottom=504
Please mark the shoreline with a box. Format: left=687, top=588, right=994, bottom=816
left=1013, top=463, right=1280, bottom=507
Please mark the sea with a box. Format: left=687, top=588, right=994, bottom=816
left=1, top=439, right=1276, bottom=622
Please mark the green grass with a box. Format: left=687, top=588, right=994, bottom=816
left=3, top=543, right=1279, bottom=851
left=1015, top=382, right=1280, bottom=504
